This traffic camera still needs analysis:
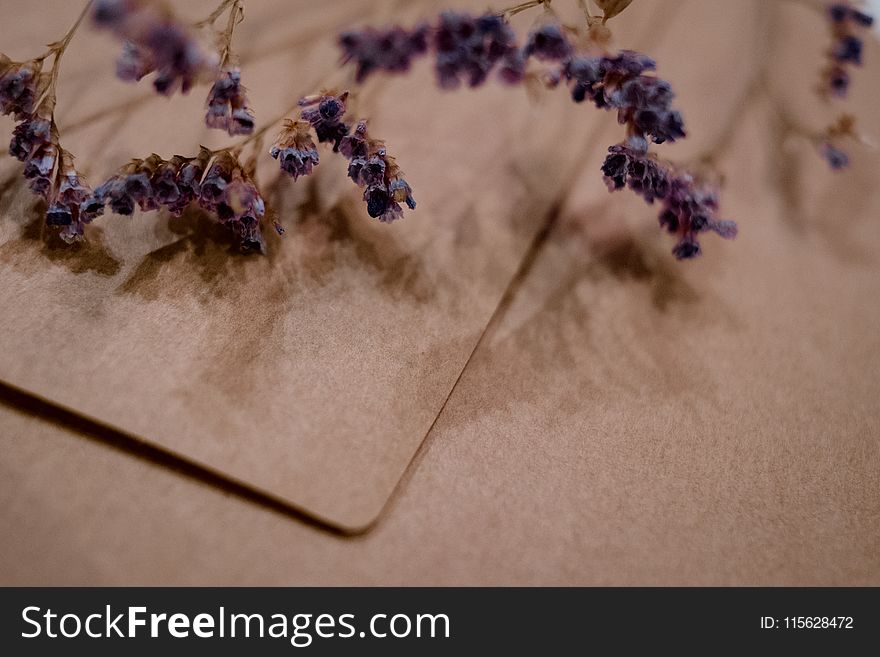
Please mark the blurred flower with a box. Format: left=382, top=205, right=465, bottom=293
left=338, top=24, right=430, bottom=83
left=92, top=0, right=217, bottom=96
left=205, top=67, right=254, bottom=136
left=822, top=1, right=873, bottom=97
left=524, top=22, right=572, bottom=62
left=820, top=142, right=850, bottom=169
left=816, top=113, right=864, bottom=171
left=0, top=56, right=48, bottom=119
left=433, top=12, right=519, bottom=88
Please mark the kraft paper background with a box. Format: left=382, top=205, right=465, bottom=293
left=1, top=0, right=878, bottom=583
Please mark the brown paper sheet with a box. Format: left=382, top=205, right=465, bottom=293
left=1, top=0, right=878, bottom=585
left=1, top=0, right=672, bottom=531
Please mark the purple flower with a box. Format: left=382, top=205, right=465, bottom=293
left=338, top=119, right=369, bottom=160
left=389, top=177, right=417, bottom=210
left=10, top=116, right=53, bottom=162
left=823, top=1, right=873, bottom=97
left=563, top=51, right=685, bottom=145
left=829, top=3, right=849, bottom=22
left=0, top=56, right=45, bottom=118
left=524, top=23, right=572, bottom=61
left=93, top=0, right=216, bottom=96
left=12, top=115, right=61, bottom=199
left=820, top=142, right=850, bottom=170
left=205, top=68, right=254, bottom=136
left=197, top=150, right=266, bottom=251
left=336, top=120, right=415, bottom=223
left=433, top=12, right=519, bottom=88
left=498, top=49, right=527, bottom=85
left=602, top=144, right=736, bottom=260
left=50, top=154, right=99, bottom=242
left=834, top=34, right=864, bottom=64
left=339, top=24, right=430, bottom=83
left=270, top=120, right=320, bottom=180
left=90, top=148, right=267, bottom=250
left=849, top=9, right=875, bottom=27
left=829, top=2, right=874, bottom=27
left=299, top=92, right=350, bottom=152
left=115, top=41, right=154, bottom=82
left=94, top=160, right=152, bottom=215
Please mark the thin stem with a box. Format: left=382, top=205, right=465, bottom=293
left=38, top=0, right=94, bottom=61
left=33, top=0, right=93, bottom=113
left=501, top=0, right=547, bottom=19
left=194, top=0, right=237, bottom=28
left=218, top=0, right=244, bottom=69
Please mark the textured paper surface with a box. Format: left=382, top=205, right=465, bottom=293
left=0, top=0, right=666, bottom=530
left=1, top=0, right=878, bottom=584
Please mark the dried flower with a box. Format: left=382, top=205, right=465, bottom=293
left=563, top=51, right=685, bottom=145
left=338, top=24, right=430, bottom=83
left=270, top=120, right=320, bottom=180
left=0, top=56, right=48, bottom=119
left=198, top=150, right=267, bottom=251
left=339, top=120, right=415, bottom=223
left=433, top=12, right=520, bottom=88
left=88, top=147, right=265, bottom=251
left=205, top=67, right=254, bottom=136
left=92, top=0, right=217, bottom=96
left=820, top=142, right=850, bottom=169
left=816, top=113, right=864, bottom=171
left=524, top=22, right=572, bottom=61
left=602, top=143, right=736, bottom=259
left=299, top=91, right=350, bottom=151
left=9, top=104, right=98, bottom=242
left=822, top=1, right=874, bottom=97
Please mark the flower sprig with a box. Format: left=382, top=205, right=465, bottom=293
left=1, top=1, right=99, bottom=243
left=92, top=0, right=255, bottom=136
left=2, top=0, right=874, bottom=258
left=269, top=91, right=417, bottom=225
left=815, top=1, right=875, bottom=169
left=336, top=0, right=735, bottom=259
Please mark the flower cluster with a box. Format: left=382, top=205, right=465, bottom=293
left=602, top=143, right=737, bottom=259
left=524, top=22, right=572, bottom=62
left=205, top=68, right=254, bottom=136
left=87, top=148, right=268, bottom=251
left=561, top=51, right=685, bottom=145
left=92, top=0, right=216, bottom=96
left=338, top=24, right=430, bottom=83
left=339, top=11, right=524, bottom=87
left=433, top=12, right=524, bottom=88
left=339, top=120, right=416, bottom=223
left=0, top=55, right=47, bottom=119
left=336, top=12, right=684, bottom=148
left=2, top=54, right=97, bottom=243
left=299, top=91, right=351, bottom=152
left=818, top=113, right=861, bottom=170
left=823, top=1, right=874, bottom=97
left=337, top=11, right=702, bottom=254
left=271, top=120, right=320, bottom=180
left=272, top=94, right=415, bottom=224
